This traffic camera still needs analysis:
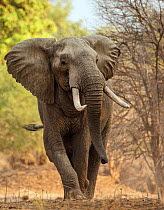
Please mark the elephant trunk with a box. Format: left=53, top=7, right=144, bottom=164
left=69, top=59, right=108, bottom=164
left=83, top=81, right=108, bottom=164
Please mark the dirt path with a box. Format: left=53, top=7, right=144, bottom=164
left=0, top=164, right=152, bottom=200
left=0, top=164, right=163, bottom=209
left=0, top=198, right=164, bottom=210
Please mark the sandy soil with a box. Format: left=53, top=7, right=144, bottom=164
left=0, top=163, right=151, bottom=200
left=0, top=163, right=163, bottom=209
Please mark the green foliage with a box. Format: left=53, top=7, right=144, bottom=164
left=0, top=0, right=88, bottom=57
left=0, top=0, right=89, bottom=153
left=0, top=0, right=57, bottom=57
left=48, top=0, right=89, bottom=39
left=0, top=64, right=43, bottom=153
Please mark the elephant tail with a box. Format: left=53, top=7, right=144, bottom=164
left=23, top=124, right=44, bottom=131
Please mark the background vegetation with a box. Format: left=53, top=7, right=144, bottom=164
left=95, top=0, right=164, bottom=200
left=0, top=0, right=88, bottom=153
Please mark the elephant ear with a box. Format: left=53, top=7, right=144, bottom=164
left=4, top=38, right=56, bottom=104
left=81, top=35, right=120, bottom=80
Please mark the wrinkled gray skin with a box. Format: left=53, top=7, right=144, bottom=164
left=5, top=35, right=120, bottom=199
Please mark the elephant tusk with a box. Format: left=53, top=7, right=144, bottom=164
left=104, top=86, right=130, bottom=108
left=72, top=88, right=87, bottom=111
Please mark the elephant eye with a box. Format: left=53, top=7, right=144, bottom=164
left=61, top=60, right=66, bottom=65
left=96, top=58, right=98, bottom=63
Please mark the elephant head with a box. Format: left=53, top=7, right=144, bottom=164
left=5, top=35, right=129, bottom=164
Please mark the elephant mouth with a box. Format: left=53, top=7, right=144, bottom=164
left=72, top=87, right=130, bottom=111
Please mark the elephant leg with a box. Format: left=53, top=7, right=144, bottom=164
left=71, top=130, right=90, bottom=196
left=44, top=129, right=85, bottom=200
left=87, top=122, right=110, bottom=199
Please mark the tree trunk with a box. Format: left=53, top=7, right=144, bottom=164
left=154, top=163, right=164, bottom=200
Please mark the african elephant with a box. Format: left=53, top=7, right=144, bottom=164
left=5, top=35, right=129, bottom=199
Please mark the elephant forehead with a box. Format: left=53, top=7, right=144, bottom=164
left=60, top=37, right=85, bottom=45
left=60, top=45, right=97, bottom=59
left=59, top=38, right=95, bottom=53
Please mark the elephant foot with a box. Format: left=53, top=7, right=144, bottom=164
left=86, top=188, right=94, bottom=200
left=86, top=194, right=94, bottom=200
left=64, top=188, right=86, bottom=200
left=80, top=179, right=90, bottom=197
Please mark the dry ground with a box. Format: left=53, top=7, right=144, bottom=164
left=0, top=198, right=163, bottom=209
left=0, top=163, right=163, bottom=209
